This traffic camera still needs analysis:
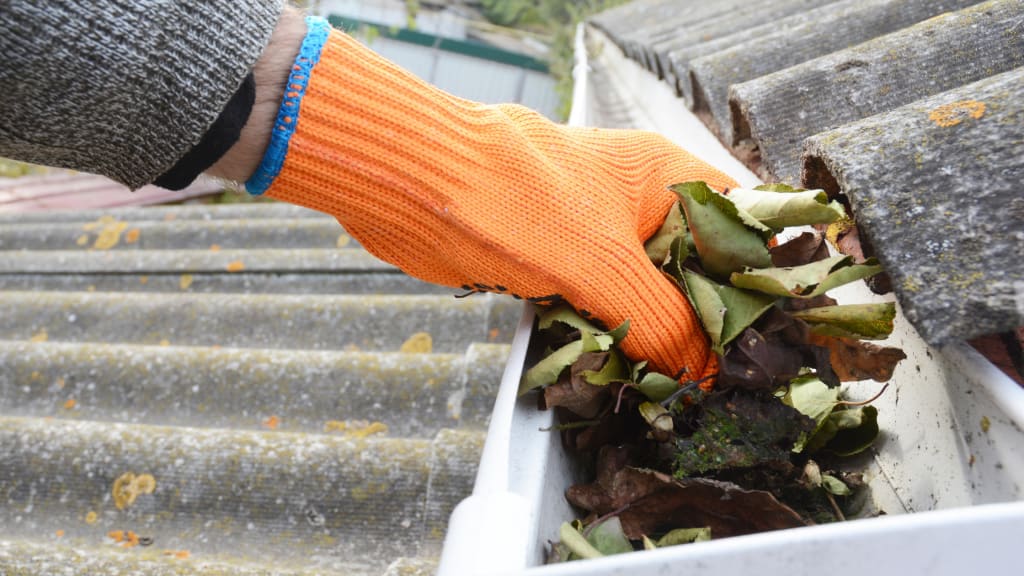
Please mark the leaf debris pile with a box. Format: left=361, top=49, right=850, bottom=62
left=519, top=182, right=906, bottom=562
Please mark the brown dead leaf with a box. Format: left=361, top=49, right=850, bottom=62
left=808, top=334, right=906, bottom=382
left=543, top=352, right=612, bottom=419
left=770, top=231, right=829, bottom=267
left=567, top=447, right=806, bottom=539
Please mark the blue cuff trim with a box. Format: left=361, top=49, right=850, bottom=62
left=245, top=16, right=331, bottom=195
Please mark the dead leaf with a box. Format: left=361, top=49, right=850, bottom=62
left=808, top=334, right=906, bottom=382
left=544, top=353, right=613, bottom=419
left=567, top=448, right=806, bottom=539
left=770, top=231, right=830, bottom=267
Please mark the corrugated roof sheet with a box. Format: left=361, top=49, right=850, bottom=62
left=589, top=0, right=1024, bottom=347
left=0, top=202, right=519, bottom=574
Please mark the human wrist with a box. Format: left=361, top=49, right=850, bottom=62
left=207, top=6, right=307, bottom=183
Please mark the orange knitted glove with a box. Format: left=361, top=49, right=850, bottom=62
left=247, top=18, right=738, bottom=381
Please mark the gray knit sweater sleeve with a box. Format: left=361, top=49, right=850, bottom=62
left=0, top=1, right=284, bottom=189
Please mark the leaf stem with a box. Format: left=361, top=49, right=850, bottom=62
left=582, top=503, right=632, bottom=539
left=835, top=383, right=889, bottom=407
left=660, top=374, right=714, bottom=408
left=825, top=491, right=846, bottom=522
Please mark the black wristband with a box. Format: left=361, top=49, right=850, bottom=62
left=153, top=72, right=256, bottom=190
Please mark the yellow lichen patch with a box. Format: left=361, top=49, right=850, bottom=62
left=825, top=217, right=855, bottom=249
left=337, top=234, right=351, bottom=248
left=324, top=420, right=388, bottom=438
left=159, top=339, right=170, bottom=347
left=399, top=332, right=433, bottom=354
left=55, top=529, right=65, bottom=538
left=981, top=415, right=991, bottom=433
left=139, top=276, right=149, bottom=285
left=928, top=100, right=985, bottom=128
left=84, top=511, right=98, bottom=525
left=63, top=398, right=77, bottom=410
left=179, top=274, right=194, bottom=290
left=350, top=482, right=390, bottom=501
left=225, top=260, right=245, bottom=272
left=76, top=234, right=89, bottom=246
left=112, top=472, right=157, bottom=510
left=209, top=244, right=221, bottom=252
left=124, top=228, right=140, bottom=244
left=90, top=216, right=129, bottom=250
left=30, top=371, right=41, bottom=381
left=30, top=329, right=48, bottom=343
left=262, top=415, right=280, bottom=430
left=87, top=285, right=96, bottom=292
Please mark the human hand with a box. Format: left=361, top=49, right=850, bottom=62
left=242, top=19, right=738, bottom=380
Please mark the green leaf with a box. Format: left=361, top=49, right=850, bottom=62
left=559, top=522, right=603, bottom=559
left=790, top=303, right=896, bottom=340
left=681, top=270, right=776, bottom=354
left=519, top=333, right=612, bottom=395
left=825, top=405, right=879, bottom=456
left=656, top=527, right=712, bottom=546
left=821, top=474, right=851, bottom=496
left=538, top=305, right=601, bottom=333
left=681, top=271, right=726, bottom=353
left=783, top=375, right=839, bottom=453
left=754, top=183, right=803, bottom=192
left=605, top=320, right=631, bottom=345
left=586, top=516, right=633, bottom=556
left=727, top=187, right=846, bottom=230
left=663, top=235, right=691, bottom=285
left=645, top=202, right=687, bottom=266
left=581, top=349, right=629, bottom=386
left=671, top=182, right=772, bottom=279
left=637, top=371, right=679, bottom=402
left=730, top=255, right=883, bottom=299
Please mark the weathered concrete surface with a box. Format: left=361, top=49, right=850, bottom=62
left=730, top=0, right=1024, bottom=184
left=802, top=68, right=1024, bottom=344
left=0, top=219, right=357, bottom=250
left=0, top=197, right=522, bottom=572
left=0, top=417, right=478, bottom=573
left=687, top=0, right=982, bottom=139
left=0, top=340, right=507, bottom=436
left=0, top=291, right=510, bottom=352
left=0, top=202, right=328, bottom=224
left=646, top=0, right=836, bottom=90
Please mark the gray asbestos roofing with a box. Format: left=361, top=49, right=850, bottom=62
left=0, top=201, right=521, bottom=575
left=591, top=0, right=1024, bottom=345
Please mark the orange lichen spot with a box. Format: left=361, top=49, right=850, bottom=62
left=226, top=260, right=245, bottom=272
left=76, top=234, right=89, bottom=246
left=209, top=244, right=221, bottom=252
left=164, top=550, right=191, bottom=559
left=179, top=274, right=194, bottom=290
left=108, top=530, right=125, bottom=542
left=399, top=332, right=432, bottom=353
left=262, top=415, right=280, bottom=430
left=125, top=228, right=140, bottom=243
left=63, top=398, right=77, bottom=410
left=55, top=529, right=65, bottom=538
left=488, top=327, right=500, bottom=342
left=928, top=100, right=985, bottom=128
left=139, top=276, right=149, bottom=285
left=56, top=377, right=66, bottom=389
left=84, top=511, right=98, bottom=525
left=109, top=530, right=140, bottom=547
left=112, top=472, right=157, bottom=510
left=30, top=329, right=48, bottom=343
left=163, top=213, right=177, bottom=221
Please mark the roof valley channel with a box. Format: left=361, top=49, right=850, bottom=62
left=0, top=202, right=519, bottom=575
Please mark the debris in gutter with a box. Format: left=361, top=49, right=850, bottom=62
left=520, top=181, right=904, bottom=562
